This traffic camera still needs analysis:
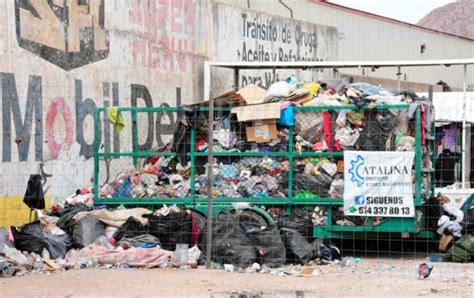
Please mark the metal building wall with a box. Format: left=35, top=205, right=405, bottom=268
left=216, top=0, right=474, bottom=90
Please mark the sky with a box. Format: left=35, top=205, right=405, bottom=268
left=328, top=0, right=454, bottom=24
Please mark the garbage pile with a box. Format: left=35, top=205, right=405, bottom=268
left=430, top=193, right=474, bottom=263
left=1, top=202, right=343, bottom=278
left=97, top=76, right=434, bottom=220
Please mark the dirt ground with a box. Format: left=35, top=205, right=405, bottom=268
left=1, top=258, right=473, bottom=297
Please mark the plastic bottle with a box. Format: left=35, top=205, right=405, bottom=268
left=33, top=257, right=43, bottom=272
left=0, top=261, right=14, bottom=278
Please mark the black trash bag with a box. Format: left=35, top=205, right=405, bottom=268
left=56, top=203, right=92, bottom=235
left=11, top=221, right=48, bottom=254
left=23, top=174, right=45, bottom=210
left=113, top=216, right=147, bottom=241
left=275, top=208, right=314, bottom=241
left=332, top=207, right=366, bottom=226
left=354, top=112, right=391, bottom=151
left=72, top=215, right=105, bottom=248
left=463, top=204, right=474, bottom=234
left=280, top=228, right=313, bottom=265
left=311, top=238, right=341, bottom=261
left=171, top=105, right=206, bottom=165
left=201, top=211, right=256, bottom=266
left=424, top=196, right=443, bottom=231
left=241, top=223, right=286, bottom=268
left=43, top=233, right=71, bottom=259
left=292, top=174, right=331, bottom=198
left=145, top=210, right=192, bottom=250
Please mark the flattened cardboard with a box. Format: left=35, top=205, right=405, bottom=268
left=246, top=119, right=278, bottom=143
left=195, top=90, right=246, bottom=107
left=232, top=102, right=280, bottom=122
left=286, top=88, right=312, bottom=104
left=237, top=84, right=266, bottom=105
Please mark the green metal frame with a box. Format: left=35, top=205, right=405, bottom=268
left=93, top=104, right=436, bottom=239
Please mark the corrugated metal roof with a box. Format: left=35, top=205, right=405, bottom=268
left=310, top=0, right=474, bottom=42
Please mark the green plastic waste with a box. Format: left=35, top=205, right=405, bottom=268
left=295, top=191, right=320, bottom=199
left=445, top=235, right=474, bottom=263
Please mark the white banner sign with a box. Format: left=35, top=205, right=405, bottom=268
left=344, top=151, right=415, bottom=217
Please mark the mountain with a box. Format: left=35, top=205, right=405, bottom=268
left=417, top=0, right=474, bottom=39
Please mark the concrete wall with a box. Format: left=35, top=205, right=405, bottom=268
left=0, top=0, right=338, bottom=226
left=0, top=0, right=215, bottom=226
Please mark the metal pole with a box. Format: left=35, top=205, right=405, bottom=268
left=204, top=62, right=211, bottom=101
left=415, top=108, right=422, bottom=205
left=234, top=67, right=239, bottom=91
left=205, top=91, right=214, bottom=268
left=461, top=64, right=467, bottom=189
left=397, top=66, right=401, bottom=92
left=93, top=108, right=100, bottom=203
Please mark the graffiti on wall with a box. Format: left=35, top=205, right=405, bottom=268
left=1, top=0, right=208, bottom=164
left=1, top=73, right=178, bottom=162
left=15, top=0, right=109, bottom=70
left=128, top=0, right=201, bottom=74
left=0, top=2, right=338, bottom=203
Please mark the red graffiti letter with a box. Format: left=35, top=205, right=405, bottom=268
left=45, top=97, right=74, bottom=158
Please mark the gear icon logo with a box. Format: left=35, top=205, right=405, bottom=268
left=349, top=155, right=365, bottom=187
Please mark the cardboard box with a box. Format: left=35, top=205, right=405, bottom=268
left=196, top=90, right=246, bottom=107
left=197, top=84, right=266, bottom=108
left=237, top=84, right=266, bottom=105
left=232, top=102, right=280, bottom=122
left=246, top=119, right=278, bottom=143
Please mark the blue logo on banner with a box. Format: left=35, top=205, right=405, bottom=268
left=349, top=155, right=365, bottom=187
left=354, top=195, right=365, bottom=205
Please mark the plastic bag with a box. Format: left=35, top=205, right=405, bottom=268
left=277, top=105, right=294, bottom=126
left=329, top=178, right=344, bottom=198
left=201, top=211, right=256, bottom=266
left=241, top=223, right=286, bottom=268
left=145, top=210, right=192, bottom=250
left=296, top=173, right=332, bottom=198
left=56, top=203, right=92, bottom=235
left=336, top=110, right=347, bottom=127
left=43, top=232, right=71, bottom=259
left=11, top=221, right=48, bottom=255
left=94, top=235, right=115, bottom=249
left=311, top=238, right=341, bottom=261
left=464, top=204, right=474, bottom=233
left=72, top=215, right=105, bottom=248
left=294, top=111, right=323, bottom=142
left=445, top=235, right=474, bottom=263
left=3, top=245, right=29, bottom=266
left=280, top=228, right=313, bottom=265
left=117, top=234, right=161, bottom=249
left=113, top=216, right=147, bottom=241
left=442, top=203, right=464, bottom=223
left=264, top=81, right=291, bottom=101
left=354, top=113, right=390, bottom=151
left=284, top=75, right=302, bottom=91
left=0, top=228, right=13, bottom=253
left=275, top=208, right=314, bottom=241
